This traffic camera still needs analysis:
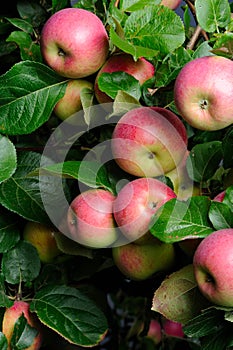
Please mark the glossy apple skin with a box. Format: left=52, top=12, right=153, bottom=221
left=40, top=8, right=109, bottom=78
left=174, top=56, right=233, bottom=131
left=94, top=53, right=155, bottom=104
left=54, top=79, right=93, bottom=120
left=162, top=318, right=184, bottom=338
left=67, top=189, right=117, bottom=248
left=161, top=0, right=182, bottom=10
left=2, top=301, right=43, bottom=350
left=193, top=228, right=233, bottom=306
left=111, top=106, right=188, bottom=177
left=113, top=177, right=176, bottom=242
left=112, top=239, right=176, bottom=280
left=23, top=221, right=60, bottom=263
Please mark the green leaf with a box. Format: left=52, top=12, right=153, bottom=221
left=120, top=0, right=161, bottom=12
left=0, top=135, right=17, bottom=184
left=222, top=127, right=233, bottom=168
left=98, top=72, right=141, bottom=100
left=1, top=240, right=41, bottom=284
left=6, top=31, right=42, bottom=62
left=11, top=314, right=39, bottom=350
left=222, top=185, right=233, bottom=211
left=195, top=0, right=231, bottom=33
left=150, top=197, right=214, bottom=243
left=0, top=333, right=8, bottom=350
left=30, top=284, right=108, bottom=347
left=5, top=17, right=34, bottom=34
left=0, top=151, right=64, bottom=223
left=123, top=5, right=185, bottom=58
left=152, top=264, right=210, bottom=324
left=0, top=273, right=14, bottom=308
left=209, top=200, right=233, bottom=230
left=0, top=210, right=21, bottom=253
left=0, top=61, right=67, bottom=135
left=186, top=141, right=223, bottom=183
left=80, top=87, right=95, bottom=126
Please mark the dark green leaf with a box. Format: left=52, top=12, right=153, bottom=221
left=195, top=0, right=231, bottom=32
left=0, top=333, right=8, bottom=350
left=222, top=127, right=233, bottom=168
left=80, top=87, right=95, bottom=126
left=98, top=71, right=141, bottom=100
left=0, top=273, right=13, bottom=307
left=186, top=141, right=223, bottom=183
left=150, top=197, right=214, bottom=243
left=209, top=200, right=233, bottom=230
left=222, top=185, right=233, bottom=212
left=11, top=314, right=38, bottom=350
left=0, top=135, right=17, bottom=184
left=6, top=31, right=42, bottom=62
left=120, top=0, right=161, bottom=12
left=0, top=61, right=67, bottom=135
left=5, top=17, right=34, bottom=34
left=16, top=0, right=47, bottom=27
left=1, top=240, right=41, bottom=284
left=0, top=210, right=20, bottom=253
left=30, top=284, right=108, bottom=347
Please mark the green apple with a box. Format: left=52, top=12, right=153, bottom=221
left=112, top=238, right=176, bottom=280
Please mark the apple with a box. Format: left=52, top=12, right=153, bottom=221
left=111, top=106, right=188, bottom=178
left=112, top=238, right=176, bottom=280
left=113, top=177, right=177, bottom=242
left=53, top=78, right=93, bottom=120
left=213, top=190, right=226, bottom=202
left=145, top=319, right=162, bottom=345
left=67, top=188, right=117, bottom=248
left=40, top=8, right=109, bottom=78
left=162, top=317, right=184, bottom=338
left=160, top=0, right=182, bottom=10
left=174, top=55, right=233, bottom=131
left=2, top=300, right=43, bottom=350
left=23, top=221, right=61, bottom=263
left=193, top=228, right=233, bottom=306
left=94, top=53, right=155, bottom=104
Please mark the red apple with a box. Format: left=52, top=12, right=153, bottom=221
left=67, top=188, right=117, bottom=248
left=160, top=0, right=182, bottom=10
left=162, top=317, right=184, bottom=338
left=193, top=228, right=233, bottom=306
left=94, top=53, right=155, bottom=104
left=40, top=8, right=109, bottom=78
left=2, top=300, right=43, bottom=350
left=174, top=55, right=233, bottom=131
left=112, top=238, right=176, bottom=280
left=111, top=106, right=188, bottom=178
left=213, top=190, right=226, bottom=202
left=146, top=319, right=162, bottom=345
left=54, top=78, right=93, bottom=120
left=113, top=177, right=176, bottom=242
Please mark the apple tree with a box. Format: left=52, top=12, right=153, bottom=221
left=1, top=0, right=233, bottom=349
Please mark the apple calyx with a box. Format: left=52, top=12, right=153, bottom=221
left=199, top=99, right=209, bottom=110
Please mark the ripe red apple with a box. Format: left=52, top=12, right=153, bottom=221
left=111, top=106, right=188, bottom=178
left=161, top=0, right=182, bottom=10
left=193, top=228, right=233, bottom=306
left=113, top=177, right=177, bottom=242
left=23, top=221, right=61, bottom=263
left=174, top=55, right=233, bottom=131
left=54, top=79, right=93, bottom=120
left=146, top=319, right=162, bottom=345
left=67, top=189, right=117, bottom=248
left=94, top=53, right=155, bottom=104
left=112, top=238, right=176, bottom=280
left=213, top=190, right=226, bottom=202
left=162, top=317, right=184, bottom=338
left=40, top=8, right=109, bottom=78
left=2, top=300, right=43, bottom=350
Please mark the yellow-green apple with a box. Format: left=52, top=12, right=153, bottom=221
left=94, top=53, right=155, bottom=104
left=54, top=78, right=93, bottom=120
left=162, top=317, right=184, bottom=338
left=174, top=56, right=233, bottom=131
left=112, top=238, right=176, bottom=280
left=2, top=300, right=43, bottom=350
left=23, top=221, right=61, bottom=263
left=160, top=0, right=182, bottom=10
left=67, top=189, right=117, bottom=248
left=193, top=228, right=233, bottom=306
left=40, top=8, right=109, bottom=78
left=165, top=150, right=201, bottom=201
left=111, top=106, right=188, bottom=177
left=145, top=319, right=162, bottom=345
left=113, top=177, right=177, bottom=242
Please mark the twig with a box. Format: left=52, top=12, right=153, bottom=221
left=186, top=24, right=202, bottom=50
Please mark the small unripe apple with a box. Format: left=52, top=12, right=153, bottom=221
left=160, top=0, right=182, bottom=10
left=2, top=300, right=43, bottom=350
left=94, top=53, right=155, bottom=104
left=54, top=79, right=93, bottom=121
left=67, top=189, right=117, bottom=248
left=40, top=8, right=109, bottom=78
left=23, top=221, right=61, bottom=263
left=112, top=238, right=176, bottom=280
left=193, top=228, right=233, bottom=306
left=162, top=317, right=184, bottom=338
